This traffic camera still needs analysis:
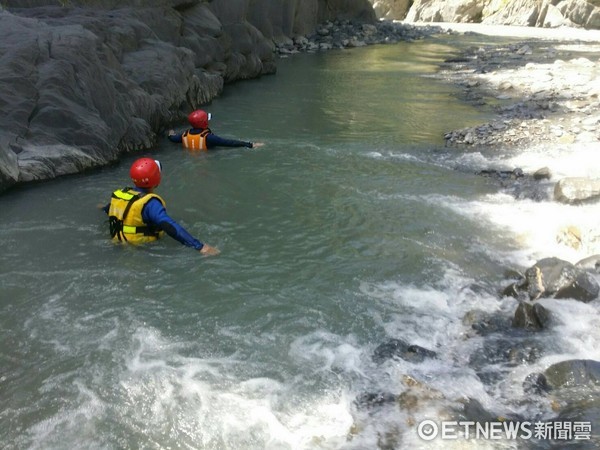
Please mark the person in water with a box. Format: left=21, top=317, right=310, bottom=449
left=167, top=109, right=264, bottom=150
left=103, top=157, right=220, bottom=255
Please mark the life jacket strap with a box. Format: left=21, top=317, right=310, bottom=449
left=109, top=215, right=124, bottom=241
left=110, top=188, right=143, bottom=242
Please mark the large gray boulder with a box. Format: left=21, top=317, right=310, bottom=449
left=0, top=11, right=128, bottom=183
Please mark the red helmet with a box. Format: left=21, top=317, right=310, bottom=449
left=188, top=109, right=210, bottom=129
left=130, top=158, right=162, bottom=188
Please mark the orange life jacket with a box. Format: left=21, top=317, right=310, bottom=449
left=182, top=129, right=211, bottom=151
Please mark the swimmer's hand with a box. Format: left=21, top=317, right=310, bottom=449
left=251, top=142, right=265, bottom=148
left=199, top=244, right=220, bottom=256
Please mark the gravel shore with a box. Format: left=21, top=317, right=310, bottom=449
left=419, top=22, right=600, bottom=263
left=425, top=22, right=600, bottom=151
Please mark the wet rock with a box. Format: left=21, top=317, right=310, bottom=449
left=532, top=302, right=551, bottom=327
left=453, top=397, right=525, bottom=427
left=533, top=166, right=551, bottom=180
left=405, top=344, right=437, bottom=361
left=454, top=397, right=498, bottom=423
left=463, top=309, right=512, bottom=335
left=508, top=178, right=552, bottom=201
left=504, top=257, right=600, bottom=303
left=575, top=254, right=600, bottom=273
left=397, top=375, right=444, bottom=412
left=554, top=271, right=600, bottom=302
left=544, top=359, right=600, bottom=389
left=474, top=166, right=553, bottom=201
left=539, top=360, right=600, bottom=446
left=477, top=167, right=524, bottom=179
left=512, top=301, right=551, bottom=330
left=501, top=282, right=529, bottom=300
left=504, top=268, right=525, bottom=281
left=469, top=337, right=543, bottom=370
left=372, top=338, right=437, bottom=364
left=354, top=391, right=397, bottom=409
left=350, top=374, right=446, bottom=446
left=523, top=372, right=550, bottom=395
left=554, top=396, right=600, bottom=446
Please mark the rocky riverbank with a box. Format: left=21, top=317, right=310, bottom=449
left=407, top=25, right=600, bottom=444
left=333, top=24, right=600, bottom=446
left=430, top=25, right=600, bottom=257
left=439, top=36, right=600, bottom=153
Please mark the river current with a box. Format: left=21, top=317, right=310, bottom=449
left=1, top=35, right=599, bottom=449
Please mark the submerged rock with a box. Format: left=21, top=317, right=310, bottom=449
left=544, top=359, right=600, bottom=389
left=540, top=359, right=600, bottom=438
left=463, top=309, right=513, bottom=336
left=454, top=398, right=502, bottom=424
left=523, top=372, right=550, bottom=395
left=354, top=391, right=397, bottom=409
left=372, top=338, right=437, bottom=364
left=469, top=337, right=543, bottom=369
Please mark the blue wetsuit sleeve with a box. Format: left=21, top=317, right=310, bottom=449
left=206, top=133, right=253, bottom=149
left=142, top=198, right=204, bottom=250
left=168, top=133, right=183, bottom=143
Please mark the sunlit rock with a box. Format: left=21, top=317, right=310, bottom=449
left=504, top=257, right=600, bottom=303
left=554, top=177, right=600, bottom=204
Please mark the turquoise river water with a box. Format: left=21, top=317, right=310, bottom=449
left=1, top=35, right=599, bottom=449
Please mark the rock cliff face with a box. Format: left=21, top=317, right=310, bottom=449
left=0, top=0, right=375, bottom=192
left=371, top=0, right=600, bottom=29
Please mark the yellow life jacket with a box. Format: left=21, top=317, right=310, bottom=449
left=182, top=129, right=210, bottom=151
left=108, top=188, right=166, bottom=244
